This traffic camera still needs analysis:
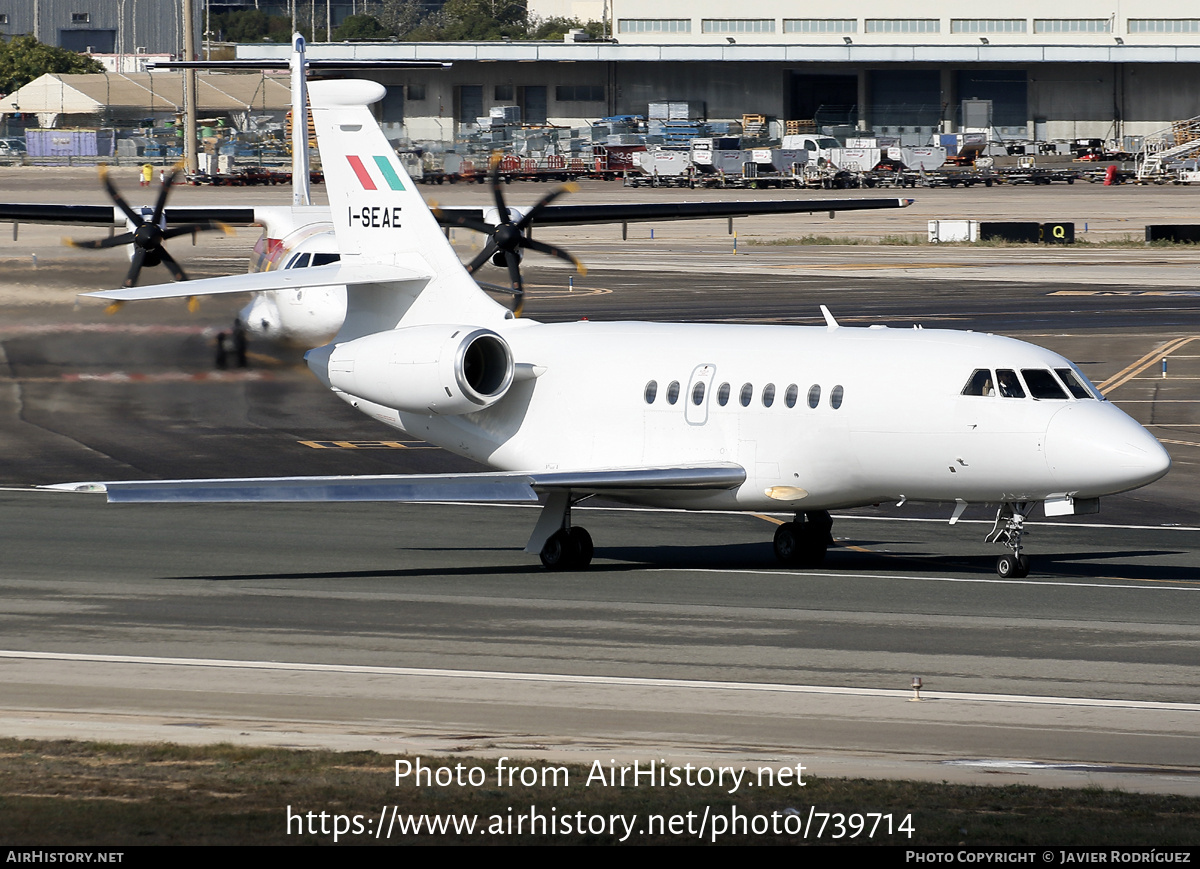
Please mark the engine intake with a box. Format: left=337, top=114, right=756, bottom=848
left=310, top=325, right=515, bottom=415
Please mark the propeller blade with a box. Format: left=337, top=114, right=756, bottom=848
left=517, top=182, right=579, bottom=230
left=157, top=247, right=188, bottom=282
left=438, top=214, right=495, bottom=235
left=466, top=240, right=499, bottom=274
left=488, top=154, right=510, bottom=225
left=151, top=163, right=182, bottom=225
left=64, top=232, right=135, bottom=250
left=123, top=247, right=147, bottom=287
left=160, top=221, right=233, bottom=241
left=99, top=164, right=143, bottom=227
left=523, top=237, right=587, bottom=276
left=504, top=249, right=524, bottom=317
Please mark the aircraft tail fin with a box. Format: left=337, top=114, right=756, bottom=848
left=307, top=79, right=507, bottom=332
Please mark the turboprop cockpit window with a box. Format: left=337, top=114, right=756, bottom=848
left=311, top=253, right=342, bottom=266
left=962, top=369, right=995, bottom=396
left=996, top=369, right=1026, bottom=398
left=1055, top=368, right=1096, bottom=399
left=286, top=253, right=311, bottom=269
left=1022, top=369, right=1068, bottom=400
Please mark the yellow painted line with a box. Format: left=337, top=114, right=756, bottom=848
left=297, top=440, right=437, bottom=450
left=1098, top=336, right=1200, bottom=394
left=752, top=513, right=785, bottom=526
left=770, top=263, right=965, bottom=270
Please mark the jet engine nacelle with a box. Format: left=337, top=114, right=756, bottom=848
left=313, top=325, right=515, bottom=415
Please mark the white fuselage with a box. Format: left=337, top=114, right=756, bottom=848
left=333, top=320, right=1170, bottom=513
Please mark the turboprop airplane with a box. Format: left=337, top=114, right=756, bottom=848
left=0, top=32, right=913, bottom=359
left=57, top=79, right=1172, bottom=579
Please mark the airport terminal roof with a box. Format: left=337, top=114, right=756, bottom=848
left=238, top=40, right=1200, bottom=65
left=0, top=72, right=291, bottom=116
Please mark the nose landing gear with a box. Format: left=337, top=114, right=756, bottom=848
left=986, top=502, right=1033, bottom=578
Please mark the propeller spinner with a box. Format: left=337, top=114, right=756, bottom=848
left=66, top=165, right=232, bottom=288
left=438, top=157, right=586, bottom=316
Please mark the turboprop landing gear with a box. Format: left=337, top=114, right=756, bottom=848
left=985, top=502, right=1033, bottom=578
left=773, top=510, right=833, bottom=568
left=215, top=320, right=248, bottom=369
left=527, top=491, right=593, bottom=571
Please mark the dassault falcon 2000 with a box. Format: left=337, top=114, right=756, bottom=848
left=62, top=79, right=1172, bottom=579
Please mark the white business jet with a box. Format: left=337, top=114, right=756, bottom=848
left=65, top=80, right=1171, bottom=579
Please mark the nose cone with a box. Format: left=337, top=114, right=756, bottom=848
left=1045, top=402, right=1171, bottom=497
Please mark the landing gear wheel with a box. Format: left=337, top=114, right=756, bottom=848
left=567, top=526, right=593, bottom=568
left=540, top=527, right=593, bottom=570
left=996, top=553, right=1030, bottom=579
left=773, top=522, right=827, bottom=568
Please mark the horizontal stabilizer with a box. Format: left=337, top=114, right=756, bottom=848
left=83, top=262, right=432, bottom=302
left=45, top=464, right=746, bottom=504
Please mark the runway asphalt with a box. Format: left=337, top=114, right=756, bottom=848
left=0, top=170, right=1198, bottom=799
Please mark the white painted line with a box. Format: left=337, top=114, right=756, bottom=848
left=646, top=567, right=1200, bottom=592
left=2, top=649, right=1197, bottom=714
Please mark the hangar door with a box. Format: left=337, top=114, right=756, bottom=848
left=869, top=69, right=940, bottom=139
left=787, top=73, right=857, bottom=128
left=957, top=71, right=1028, bottom=137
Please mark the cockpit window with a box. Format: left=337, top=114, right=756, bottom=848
left=1055, top=368, right=1096, bottom=399
left=1022, top=369, right=1068, bottom=400
left=285, top=253, right=311, bottom=269
left=962, top=369, right=994, bottom=396
left=311, top=253, right=342, bottom=266
left=996, top=369, right=1025, bottom=398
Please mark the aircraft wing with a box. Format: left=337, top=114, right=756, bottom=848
left=441, top=197, right=914, bottom=227
left=46, top=464, right=747, bottom=503
left=0, top=204, right=259, bottom=226
left=1, top=197, right=909, bottom=230
left=82, top=261, right=432, bottom=302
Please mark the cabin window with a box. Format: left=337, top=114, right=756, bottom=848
left=807, top=384, right=821, bottom=408
left=717, top=382, right=731, bottom=406
left=666, top=381, right=680, bottom=405
left=1022, top=369, right=1068, bottom=400
left=1055, top=368, right=1096, bottom=399
left=762, top=383, right=775, bottom=407
left=739, top=383, right=753, bottom=407
left=785, top=384, right=798, bottom=407
left=830, top=385, right=844, bottom=409
left=996, top=369, right=1026, bottom=398
left=644, top=380, right=657, bottom=404
left=692, top=381, right=706, bottom=405
left=962, top=368, right=995, bottom=396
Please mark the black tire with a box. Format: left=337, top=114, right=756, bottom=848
left=539, top=529, right=578, bottom=570
left=1014, top=554, right=1030, bottom=578
left=996, top=554, right=1018, bottom=578
left=567, top=527, right=593, bottom=568
left=774, top=522, right=827, bottom=568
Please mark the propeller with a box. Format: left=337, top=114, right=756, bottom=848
left=437, top=156, right=585, bottom=316
left=65, top=164, right=232, bottom=289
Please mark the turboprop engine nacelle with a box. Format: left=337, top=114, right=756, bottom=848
left=307, top=325, right=514, bottom=415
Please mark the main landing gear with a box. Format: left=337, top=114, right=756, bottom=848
left=985, top=502, right=1034, bottom=578
left=527, top=491, right=594, bottom=571
left=773, top=510, right=833, bottom=568
left=215, top=319, right=248, bottom=369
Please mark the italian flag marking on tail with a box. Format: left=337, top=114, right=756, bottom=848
left=346, top=155, right=406, bottom=191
